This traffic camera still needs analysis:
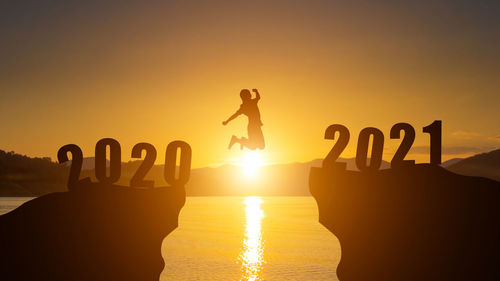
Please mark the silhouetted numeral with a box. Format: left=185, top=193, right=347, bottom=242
left=165, top=141, right=192, bottom=186
left=58, top=144, right=86, bottom=189
left=390, top=123, right=416, bottom=168
left=130, top=143, right=157, bottom=188
left=323, top=124, right=350, bottom=170
left=356, top=127, right=384, bottom=171
left=95, top=138, right=121, bottom=184
left=423, top=120, right=442, bottom=165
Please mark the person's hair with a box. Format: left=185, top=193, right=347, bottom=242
left=240, top=89, right=251, bottom=101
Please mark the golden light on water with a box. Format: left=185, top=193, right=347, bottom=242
left=239, top=196, right=265, bottom=281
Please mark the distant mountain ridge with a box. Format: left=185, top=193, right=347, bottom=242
left=185, top=158, right=390, bottom=195
left=447, top=149, right=500, bottom=182
left=0, top=148, right=498, bottom=196
left=441, top=158, right=464, bottom=167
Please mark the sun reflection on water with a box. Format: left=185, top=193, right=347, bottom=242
left=239, top=196, right=265, bottom=281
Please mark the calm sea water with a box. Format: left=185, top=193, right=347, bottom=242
left=1, top=197, right=340, bottom=281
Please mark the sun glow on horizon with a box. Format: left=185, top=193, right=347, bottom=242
left=239, top=151, right=264, bottom=179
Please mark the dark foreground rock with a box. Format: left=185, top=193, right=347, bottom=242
left=0, top=179, right=185, bottom=281
left=309, top=164, right=500, bottom=281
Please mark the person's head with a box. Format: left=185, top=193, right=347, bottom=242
left=240, top=89, right=251, bottom=102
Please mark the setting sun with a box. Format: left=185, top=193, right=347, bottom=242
left=240, top=151, right=264, bottom=178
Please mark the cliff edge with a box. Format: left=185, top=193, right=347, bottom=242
left=0, top=179, right=185, bottom=281
left=309, top=164, right=500, bottom=281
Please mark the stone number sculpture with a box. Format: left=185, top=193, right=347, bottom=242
left=323, top=121, right=442, bottom=171
left=57, top=138, right=192, bottom=189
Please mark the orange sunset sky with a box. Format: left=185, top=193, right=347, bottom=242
left=1, top=0, right=499, bottom=168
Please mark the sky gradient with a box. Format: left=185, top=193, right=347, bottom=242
left=1, top=0, right=499, bottom=168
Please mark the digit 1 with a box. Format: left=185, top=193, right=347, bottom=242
left=423, top=120, right=442, bottom=165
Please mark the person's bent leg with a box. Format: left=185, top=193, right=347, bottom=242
left=228, top=135, right=240, bottom=150
left=239, top=137, right=259, bottom=150
left=239, top=137, right=248, bottom=150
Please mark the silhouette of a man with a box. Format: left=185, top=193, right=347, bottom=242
left=223, top=89, right=265, bottom=150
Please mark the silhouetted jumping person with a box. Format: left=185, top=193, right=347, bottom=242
left=223, top=89, right=265, bottom=150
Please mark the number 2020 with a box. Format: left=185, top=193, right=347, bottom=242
left=323, top=121, right=441, bottom=171
left=57, top=139, right=192, bottom=190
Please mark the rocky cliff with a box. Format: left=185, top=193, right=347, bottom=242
left=0, top=179, right=185, bottom=281
left=309, top=164, right=500, bottom=281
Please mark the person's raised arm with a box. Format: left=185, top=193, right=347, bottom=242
left=252, top=89, right=260, bottom=101
left=222, top=109, right=241, bottom=125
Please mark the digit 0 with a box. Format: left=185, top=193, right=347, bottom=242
left=95, top=138, right=121, bottom=184
left=356, top=127, right=384, bottom=171
left=164, top=141, right=192, bottom=186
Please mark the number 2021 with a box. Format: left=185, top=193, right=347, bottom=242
left=323, top=121, right=441, bottom=171
left=57, top=138, right=192, bottom=189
